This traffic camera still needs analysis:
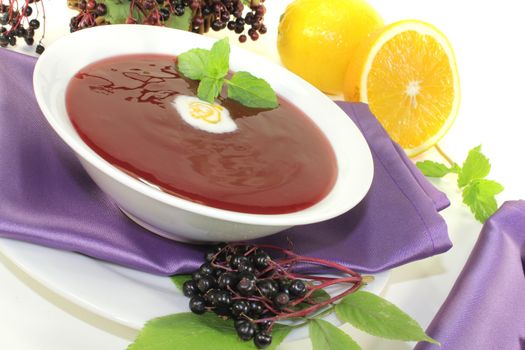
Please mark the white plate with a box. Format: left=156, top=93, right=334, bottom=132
left=0, top=237, right=389, bottom=343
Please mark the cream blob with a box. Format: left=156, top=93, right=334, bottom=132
left=172, top=95, right=237, bottom=134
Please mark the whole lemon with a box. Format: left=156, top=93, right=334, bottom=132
left=277, top=0, right=383, bottom=94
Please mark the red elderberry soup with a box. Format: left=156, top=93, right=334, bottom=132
left=66, top=54, right=337, bottom=214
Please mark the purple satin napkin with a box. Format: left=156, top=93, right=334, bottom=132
left=0, top=48, right=451, bottom=276
left=415, top=200, right=525, bottom=350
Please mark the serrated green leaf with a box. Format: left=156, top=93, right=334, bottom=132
left=128, top=312, right=292, bottom=350
left=206, top=37, right=230, bottom=79
left=335, top=291, right=438, bottom=344
left=309, top=319, right=361, bottom=350
left=177, top=48, right=210, bottom=80
left=416, top=160, right=454, bottom=178
left=164, top=7, right=192, bottom=30
left=457, top=145, right=491, bottom=187
left=462, top=179, right=504, bottom=222
left=170, top=274, right=191, bottom=291
left=197, top=77, right=223, bottom=103
left=227, top=71, right=278, bottom=109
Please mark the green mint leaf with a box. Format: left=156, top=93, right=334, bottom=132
left=164, top=7, right=192, bottom=30
left=416, top=160, right=455, bottom=178
left=206, top=37, right=230, bottom=79
left=462, top=179, right=504, bottom=223
left=177, top=48, right=210, bottom=80
left=128, top=312, right=292, bottom=350
left=170, top=274, right=191, bottom=291
left=335, top=291, right=438, bottom=345
left=309, top=319, right=361, bottom=350
left=227, top=71, right=278, bottom=109
left=457, top=145, right=491, bottom=187
left=197, top=77, right=224, bottom=103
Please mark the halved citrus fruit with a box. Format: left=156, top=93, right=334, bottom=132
left=344, top=20, right=460, bottom=157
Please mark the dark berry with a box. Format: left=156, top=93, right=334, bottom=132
left=211, top=20, right=222, bottom=31
left=239, top=34, right=247, bottom=43
left=256, top=279, right=278, bottom=298
left=182, top=280, right=199, bottom=297
left=15, top=27, right=26, bottom=38
left=249, top=301, right=264, bottom=317
left=254, top=332, right=272, bottom=349
left=214, top=290, right=232, bottom=307
left=78, top=0, right=87, bottom=10
left=95, top=3, right=107, bottom=16
left=273, top=292, right=290, bottom=309
left=227, top=21, right=236, bottom=30
left=205, top=250, right=216, bottom=262
left=189, top=296, right=206, bottom=314
left=197, top=275, right=216, bottom=293
left=230, top=255, right=250, bottom=269
left=236, top=321, right=255, bottom=341
left=236, top=277, right=256, bottom=296
left=192, top=270, right=204, bottom=281
left=8, top=35, right=16, bottom=46
left=289, top=280, right=307, bottom=297
left=174, top=5, right=185, bottom=16
left=231, top=300, right=250, bottom=318
left=218, top=272, right=239, bottom=289
left=29, top=19, right=40, bottom=29
left=0, top=35, right=8, bottom=48
left=259, top=24, right=267, bottom=34
left=234, top=24, right=244, bottom=34
left=159, top=7, right=170, bottom=21
left=23, top=6, right=32, bottom=16
left=199, top=263, right=214, bottom=276
left=202, top=5, right=211, bottom=15
left=234, top=318, right=250, bottom=330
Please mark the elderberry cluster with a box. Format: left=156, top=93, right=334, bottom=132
left=70, top=0, right=267, bottom=43
left=0, top=1, right=44, bottom=54
left=182, top=244, right=308, bottom=349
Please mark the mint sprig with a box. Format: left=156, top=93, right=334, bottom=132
left=176, top=37, right=278, bottom=109
left=416, top=145, right=504, bottom=223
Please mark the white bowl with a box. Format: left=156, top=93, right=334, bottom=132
left=33, top=25, right=374, bottom=243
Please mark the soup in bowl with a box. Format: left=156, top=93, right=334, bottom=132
left=33, top=25, right=373, bottom=243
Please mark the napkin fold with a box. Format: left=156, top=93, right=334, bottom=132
left=415, top=200, right=525, bottom=350
left=0, top=48, right=451, bottom=275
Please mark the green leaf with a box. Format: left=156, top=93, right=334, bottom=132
left=164, top=7, right=192, bottom=30
left=309, top=319, right=361, bottom=350
left=128, top=312, right=292, bottom=350
left=206, top=37, right=230, bottom=79
left=170, top=274, right=191, bottom=291
left=177, top=48, right=210, bottom=80
left=227, top=71, right=278, bottom=109
left=457, top=145, right=491, bottom=187
left=462, top=179, right=504, bottom=222
left=197, top=77, right=224, bottom=103
left=335, top=291, right=438, bottom=344
left=416, top=160, right=455, bottom=178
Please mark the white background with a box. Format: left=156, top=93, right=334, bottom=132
left=1, top=0, right=524, bottom=349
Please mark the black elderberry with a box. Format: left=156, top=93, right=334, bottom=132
left=289, top=279, right=307, bottom=297
left=95, top=3, right=107, bottom=16
left=235, top=320, right=255, bottom=341
left=8, top=35, right=16, bottom=46
left=0, top=35, right=7, bottom=47
left=238, top=34, right=247, bottom=43
left=23, top=6, right=32, bottom=16
left=248, top=301, right=264, bottom=317
left=199, top=263, right=214, bottom=276
left=254, top=331, right=272, bottom=349
left=29, top=19, right=40, bottom=29
left=214, top=290, right=232, bottom=307
left=197, top=275, right=216, bottom=293
left=273, top=292, right=290, bottom=309
left=236, top=276, right=256, bottom=296
left=211, top=19, right=222, bottom=31
left=182, top=280, right=199, bottom=297
left=231, top=300, right=250, bottom=318
left=189, top=296, right=206, bottom=314
left=192, top=270, right=204, bottom=281
left=230, top=254, right=250, bottom=269
left=217, top=271, right=238, bottom=289
left=158, top=7, right=170, bottom=21
left=253, top=252, right=270, bottom=270
left=256, top=279, right=278, bottom=298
